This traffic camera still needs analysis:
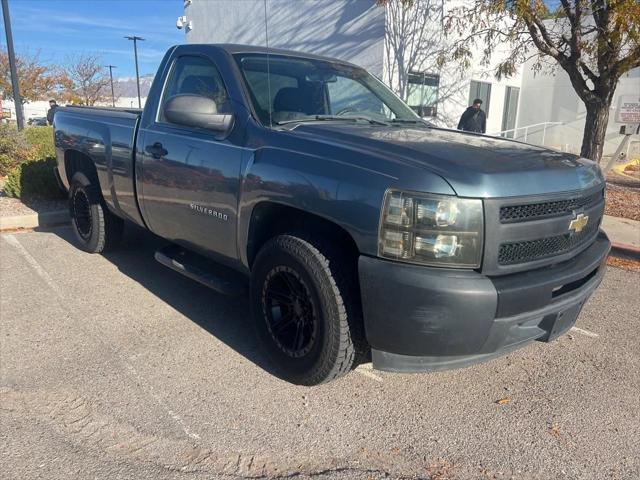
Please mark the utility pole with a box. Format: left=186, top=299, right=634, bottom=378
left=106, top=65, right=117, bottom=107
left=124, top=35, right=144, bottom=108
left=1, top=0, right=24, bottom=129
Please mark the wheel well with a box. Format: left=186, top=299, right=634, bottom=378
left=247, top=203, right=360, bottom=270
left=64, top=150, right=98, bottom=185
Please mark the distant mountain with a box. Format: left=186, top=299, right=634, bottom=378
left=113, top=74, right=154, bottom=98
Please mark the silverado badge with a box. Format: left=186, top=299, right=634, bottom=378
left=569, top=213, right=589, bottom=233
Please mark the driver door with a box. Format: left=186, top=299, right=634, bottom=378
left=138, top=55, right=242, bottom=261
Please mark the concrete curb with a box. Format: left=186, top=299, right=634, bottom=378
left=0, top=210, right=68, bottom=231
left=610, top=242, right=640, bottom=261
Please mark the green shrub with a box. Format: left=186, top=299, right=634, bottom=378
left=24, top=126, right=55, bottom=160
left=3, top=157, right=64, bottom=199
left=0, top=124, right=30, bottom=175
left=1, top=125, right=61, bottom=199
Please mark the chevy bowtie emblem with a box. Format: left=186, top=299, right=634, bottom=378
left=569, top=213, right=589, bottom=233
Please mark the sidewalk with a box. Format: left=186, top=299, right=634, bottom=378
left=602, top=215, right=640, bottom=255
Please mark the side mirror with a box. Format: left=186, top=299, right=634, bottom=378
left=163, top=94, right=233, bottom=133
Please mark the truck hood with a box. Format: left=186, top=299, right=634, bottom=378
left=289, top=123, right=604, bottom=197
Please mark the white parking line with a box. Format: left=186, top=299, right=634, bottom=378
left=3, top=234, right=62, bottom=295
left=3, top=233, right=201, bottom=441
left=571, top=326, right=599, bottom=338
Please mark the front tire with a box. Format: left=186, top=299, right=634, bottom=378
left=250, top=234, right=364, bottom=385
left=69, top=171, right=123, bottom=253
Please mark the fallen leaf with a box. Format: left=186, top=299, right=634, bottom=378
left=495, top=397, right=510, bottom=405
left=549, top=422, right=561, bottom=438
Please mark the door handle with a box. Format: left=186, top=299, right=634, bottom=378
left=146, top=142, right=168, bottom=159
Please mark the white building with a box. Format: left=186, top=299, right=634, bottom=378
left=182, top=0, right=638, bottom=157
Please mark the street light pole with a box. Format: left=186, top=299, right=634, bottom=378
left=124, top=35, right=144, bottom=108
left=106, top=65, right=117, bottom=107
left=1, top=0, right=24, bottom=129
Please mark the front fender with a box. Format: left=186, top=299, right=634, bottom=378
left=237, top=146, right=453, bottom=267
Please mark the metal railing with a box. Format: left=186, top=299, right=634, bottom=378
left=490, top=121, right=564, bottom=144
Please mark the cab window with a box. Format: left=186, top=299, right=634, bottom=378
left=159, top=55, right=231, bottom=123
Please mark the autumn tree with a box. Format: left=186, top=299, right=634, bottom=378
left=63, top=53, right=111, bottom=106
left=0, top=49, right=69, bottom=103
left=445, top=0, right=640, bottom=162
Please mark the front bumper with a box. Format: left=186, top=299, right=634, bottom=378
left=358, top=232, right=610, bottom=372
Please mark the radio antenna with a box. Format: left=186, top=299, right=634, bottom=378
left=263, top=0, right=273, bottom=127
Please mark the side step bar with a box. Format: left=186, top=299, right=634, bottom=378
left=154, top=244, right=247, bottom=296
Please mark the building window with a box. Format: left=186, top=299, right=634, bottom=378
left=501, top=86, right=520, bottom=138
left=469, top=80, right=491, bottom=116
left=407, top=72, right=440, bottom=117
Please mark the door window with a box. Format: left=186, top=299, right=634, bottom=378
left=159, top=56, right=231, bottom=123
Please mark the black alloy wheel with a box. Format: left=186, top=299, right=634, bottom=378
left=262, top=266, right=318, bottom=358
left=250, top=234, right=366, bottom=385
left=68, top=171, right=123, bottom=253
left=71, top=188, right=92, bottom=240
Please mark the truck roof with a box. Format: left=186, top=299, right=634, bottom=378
left=180, top=43, right=362, bottom=69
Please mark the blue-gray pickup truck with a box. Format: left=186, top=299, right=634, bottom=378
left=54, top=44, right=610, bottom=385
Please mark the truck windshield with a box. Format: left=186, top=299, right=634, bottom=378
left=233, top=53, right=420, bottom=126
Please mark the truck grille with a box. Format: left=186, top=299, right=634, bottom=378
left=500, top=189, right=603, bottom=223
left=498, top=220, right=599, bottom=265
left=483, top=186, right=606, bottom=275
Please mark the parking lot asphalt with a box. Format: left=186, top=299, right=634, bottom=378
left=1, top=226, right=639, bottom=480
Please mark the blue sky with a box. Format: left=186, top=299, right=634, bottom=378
left=2, top=0, right=185, bottom=78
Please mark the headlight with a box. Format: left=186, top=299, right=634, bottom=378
left=379, top=190, right=483, bottom=268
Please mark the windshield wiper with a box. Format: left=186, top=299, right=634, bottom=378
left=275, top=115, right=389, bottom=126
left=390, top=118, right=431, bottom=126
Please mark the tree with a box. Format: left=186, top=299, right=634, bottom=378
left=377, top=0, right=468, bottom=126
left=379, top=0, right=443, bottom=100
left=0, top=49, right=68, bottom=104
left=444, top=0, right=640, bottom=162
left=63, top=53, right=111, bottom=106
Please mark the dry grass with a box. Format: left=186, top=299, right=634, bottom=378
left=604, top=182, right=640, bottom=221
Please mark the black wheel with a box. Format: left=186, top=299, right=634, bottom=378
left=251, top=234, right=365, bottom=385
left=69, top=171, right=123, bottom=253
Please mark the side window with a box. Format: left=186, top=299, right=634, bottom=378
left=159, top=56, right=231, bottom=123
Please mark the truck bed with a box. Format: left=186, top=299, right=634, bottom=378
left=54, top=106, right=144, bottom=226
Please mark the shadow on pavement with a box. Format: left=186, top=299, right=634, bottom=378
left=50, top=223, right=276, bottom=377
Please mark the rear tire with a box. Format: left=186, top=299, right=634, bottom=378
left=69, top=171, right=123, bottom=253
left=250, top=234, right=365, bottom=385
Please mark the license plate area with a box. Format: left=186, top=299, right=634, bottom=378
left=539, top=301, right=585, bottom=342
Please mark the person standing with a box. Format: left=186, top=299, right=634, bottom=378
left=46, top=99, right=59, bottom=126
left=457, top=98, right=486, bottom=133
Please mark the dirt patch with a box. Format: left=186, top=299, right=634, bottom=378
left=0, top=196, right=67, bottom=218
